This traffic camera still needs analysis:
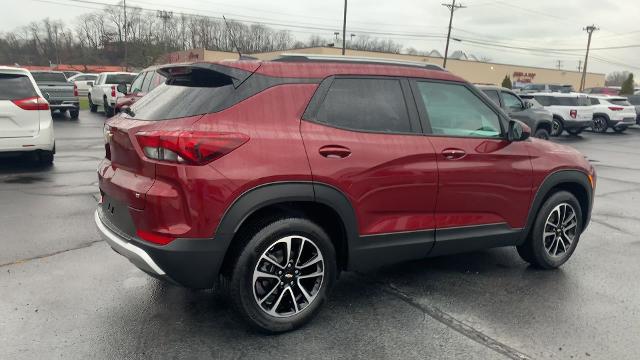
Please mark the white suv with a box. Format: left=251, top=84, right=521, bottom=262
left=0, top=67, right=55, bottom=164
left=589, top=95, right=637, bottom=133
left=526, top=92, right=594, bottom=136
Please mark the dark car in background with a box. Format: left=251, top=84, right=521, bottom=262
left=30, top=70, right=80, bottom=119
left=478, top=85, right=553, bottom=139
left=114, top=65, right=166, bottom=113
left=627, top=95, right=640, bottom=124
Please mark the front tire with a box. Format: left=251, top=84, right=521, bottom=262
left=88, top=95, right=97, bottom=112
left=534, top=128, right=550, bottom=140
left=227, top=217, right=337, bottom=333
left=517, top=191, right=583, bottom=269
left=551, top=118, right=564, bottom=136
left=592, top=116, right=608, bottom=133
left=38, top=150, right=54, bottom=165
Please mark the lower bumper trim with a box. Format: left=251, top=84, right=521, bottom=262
left=94, top=210, right=166, bottom=276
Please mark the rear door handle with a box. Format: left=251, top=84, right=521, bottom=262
left=442, top=148, right=466, bottom=160
left=319, top=145, right=351, bottom=159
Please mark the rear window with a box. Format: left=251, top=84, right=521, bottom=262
left=105, top=74, right=135, bottom=84
left=128, top=68, right=235, bottom=121
left=627, top=96, right=640, bottom=105
left=0, top=74, right=37, bottom=100
left=31, top=72, right=67, bottom=83
left=523, top=84, right=545, bottom=91
left=549, top=85, right=573, bottom=93
left=609, top=99, right=631, bottom=106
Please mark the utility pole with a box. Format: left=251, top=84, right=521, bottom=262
left=342, top=0, right=347, bottom=55
left=577, top=60, right=582, bottom=72
left=579, top=24, right=599, bottom=91
left=556, top=60, right=562, bottom=70
left=157, top=10, right=174, bottom=53
left=123, top=0, right=127, bottom=71
left=442, top=0, right=466, bottom=68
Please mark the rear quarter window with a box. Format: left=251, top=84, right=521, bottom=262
left=0, top=74, right=37, bottom=100
left=609, top=99, right=632, bottom=106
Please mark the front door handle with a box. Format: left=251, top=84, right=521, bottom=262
left=442, top=148, right=466, bottom=160
left=319, top=145, right=351, bottom=159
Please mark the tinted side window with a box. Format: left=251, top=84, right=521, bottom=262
left=0, top=74, right=37, bottom=100
left=502, top=91, right=523, bottom=109
left=590, top=98, right=600, bottom=105
left=482, top=90, right=501, bottom=106
left=315, top=78, right=411, bottom=133
left=149, top=72, right=167, bottom=90
left=416, top=81, right=501, bottom=138
left=534, top=95, right=552, bottom=106
left=130, top=73, right=145, bottom=93
left=141, top=71, right=154, bottom=92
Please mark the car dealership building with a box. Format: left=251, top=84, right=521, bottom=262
left=162, top=46, right=606, bottom=90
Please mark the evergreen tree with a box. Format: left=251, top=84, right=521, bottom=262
left=620, top=73, right=635, bottom=95
left=501, top=75, right=512, bottom=89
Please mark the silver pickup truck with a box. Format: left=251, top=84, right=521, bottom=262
left=30, top=71, right=80, bottom=119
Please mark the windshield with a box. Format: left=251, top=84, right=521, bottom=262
left=105, top=74, right=135, bottom=84
left=31, top=72, right=67, bottom=83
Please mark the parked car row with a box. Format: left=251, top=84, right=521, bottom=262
left=479, top=86, right=639, bottom=137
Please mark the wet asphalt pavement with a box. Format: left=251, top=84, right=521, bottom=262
left=1, top=110, right=639, bottom=359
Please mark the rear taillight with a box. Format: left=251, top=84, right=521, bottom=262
left=135, top=130, right=249, bottom=165
left=608, top=106, right=624, bottom=111
left=11, top=96, right=49, bottom=111
left=136, top=229, right=175, bottom=245
left=103, top=123, right=112, bottom=160
left=111, top=85, right=116, bottom=97
left=570, top=110, right=577, bottom=119
left=73, top=84, right=78, bottom=97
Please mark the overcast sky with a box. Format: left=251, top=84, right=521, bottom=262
left=3, top=0, right=640, bottom=75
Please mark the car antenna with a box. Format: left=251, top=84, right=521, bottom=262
left=222, top=16, right=257, bottom=61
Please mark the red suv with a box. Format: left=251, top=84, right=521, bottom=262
left=95, top=55, right=595, bottom=333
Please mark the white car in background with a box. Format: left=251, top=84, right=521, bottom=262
left=67, top=73, right=98, bottom=97
left=589, top=95, right=637, bottom=133
left=87, top=72, right=137, bottom=117
left=0, top=66, right=55, bottom=164
left=524, top=92, right=594, bottom=136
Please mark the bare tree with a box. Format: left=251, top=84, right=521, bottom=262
left=605, top=71, right=632, bottom=86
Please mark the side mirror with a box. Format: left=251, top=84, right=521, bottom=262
left=87, top=81, right=94, bottom=87
left=116, top=82, right=128, bottom=95
left=508, top=119, right=531, bottom=141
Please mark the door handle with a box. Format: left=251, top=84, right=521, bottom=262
left=442, top=148, right=466, bottom=160
left=319, top=145, right=351, bottom=159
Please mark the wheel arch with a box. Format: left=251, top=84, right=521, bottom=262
left=216, top=182, right=358, bottom=276
left=593, top=112, right=611, bottom=122
left=520, top=170, right=593, bottom=245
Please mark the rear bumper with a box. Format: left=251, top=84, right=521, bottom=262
left=608, top=117, right=636, bottom=128
left=0, top=123, right=55, bottom=153
left=95, top=208, right=225, bottom=288
left=49, top=101, right=79, bottom=110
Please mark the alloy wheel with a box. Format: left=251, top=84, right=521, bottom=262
left=543, top=203, right=578, bottom=258
left=252, top=235, right=324, bottom=318
left=592, top=117, right=608, bottom=133
left=551, top=120, right=562, bottom=136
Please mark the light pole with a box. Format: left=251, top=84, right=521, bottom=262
left=442, top=0, right=466, bottom=68
left=342, top=0, right=347, bottom=55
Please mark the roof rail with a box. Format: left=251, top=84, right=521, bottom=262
left=273, top=53, right=446, bottom=71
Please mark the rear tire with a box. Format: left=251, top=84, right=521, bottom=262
left=38, top=151, right=54, bottom=165
left=69, top=109, right=79, bottom=119
left=551, top=118, right=564, bottom=136
left=104, top=97, right=114, bottom=117
left=613, top=126, right=627, bottom=133
left=517, top=191, right=583, bottom=269
left=592, top=116, right=608, bottom=133
left=88, top=95, right=97, bottom=113
left=566, top=128, right=583, bottom=136
left=534, top=128, right=550, bottom=140
left=227, top=217, right=337, bottom=333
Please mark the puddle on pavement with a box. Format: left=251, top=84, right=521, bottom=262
left=3, top=175, right=47, bottom=184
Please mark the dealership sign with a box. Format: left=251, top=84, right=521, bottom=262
left=513, top=71, right=536, bottom=83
